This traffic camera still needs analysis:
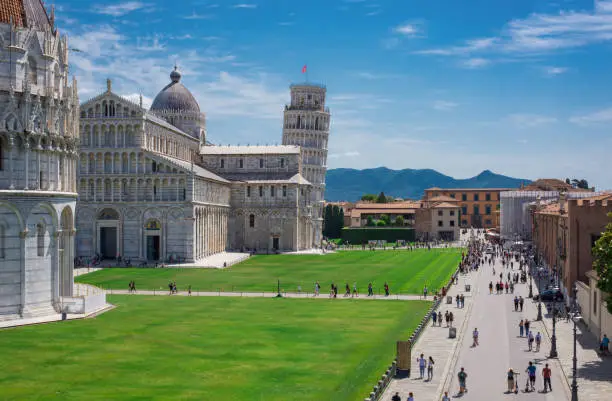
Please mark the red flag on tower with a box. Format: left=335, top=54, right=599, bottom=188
left=302, top=65, right=307, bottom=74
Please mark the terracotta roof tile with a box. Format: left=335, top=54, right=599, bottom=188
left=433, top=202, right=460, bottom=208
left=0, top=0, right=51, bottom=30
left=354, top=201, right=421, bottom=209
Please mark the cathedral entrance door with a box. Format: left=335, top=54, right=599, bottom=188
left=100, top=227, right=117, bottom=259
left=147, top=235, right=160, bottom=261
left=272, top=237, right=280, bottom=251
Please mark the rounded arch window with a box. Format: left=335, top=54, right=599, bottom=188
left=97, top=208, right=120, bottom=220
left=145, top=219, right=161, bottom=230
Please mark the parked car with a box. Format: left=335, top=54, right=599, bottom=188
left=534, top=289, right=564, bottom=302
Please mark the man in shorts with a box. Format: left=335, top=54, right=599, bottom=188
left=542, top=363, right=552, bottom=392
left=526, top=361, right=536, bottom=391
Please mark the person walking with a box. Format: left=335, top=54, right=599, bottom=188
left=528, top=331, right=534, bottom=351
left=519, top=296, right=524, bottom=312
left=472, top=327, right=479, bottom=347
left=441, top=391, right=450, bottom=401
left=457, top=367, right=468, bottom=394
left=432, top=311, right=438, bottom=326
left=535, top=332, right=542, bottom=352
left=391, top=392, right=401, bottom=401
left=423, top=285, right=428, bottom=299
left=514, top=296, right=519, bottom=311
left=407, top=392, right=414, bottom=401
left=526, top=361, right=536, bottom=392
left=460, top=294, right=465, bottom=308
left=489, top=281, right=493, bottom=294
left=456, top=294, right=460, bottom=308
left=445, top=311, right=450, bottom=327
left=542, top=363, right=552, bottom=392
left=314, top=281, right=320, bottom=296
left=427, top=356, right=435, bottom=381
left=449, top=312, right=454, bottom=328
left=524, top=319, right=530, bottom=337
left=417, top=354, right=426, bottom=379
left=368, top=282, right=373, bottom=297
left=438, top=311, right=443, bottom=326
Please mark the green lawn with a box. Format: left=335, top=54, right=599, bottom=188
left=0, top=296, right=431, bottom=401
left=77, top=249, right=462, bottom=294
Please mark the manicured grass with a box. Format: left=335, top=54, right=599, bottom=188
left=0, top=296, right=431, bottom=401
left=77, top=249, right=462, bottom=294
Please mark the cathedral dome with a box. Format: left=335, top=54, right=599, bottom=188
left=0, top=0, right=53, bottom=30
left=150, top=67, right=200, bottom=113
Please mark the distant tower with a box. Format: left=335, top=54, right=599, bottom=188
left=282, top=84, right=331, bottom=247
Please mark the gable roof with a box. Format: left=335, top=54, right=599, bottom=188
left=151, top=152, right=229, bottom=183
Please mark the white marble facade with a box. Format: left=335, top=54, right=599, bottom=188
left=0, top=3, right=79, bottom=320
left=76, top=71, right=330, bottom=263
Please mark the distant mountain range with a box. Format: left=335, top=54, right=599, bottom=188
left=324, top=167, right=531, bottom=202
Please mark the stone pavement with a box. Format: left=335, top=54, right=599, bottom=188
left=531, top=277, right=612, bottom=400
left=443, top=255, right=570, bottom=401
left=380, top=268, right=482, bottom=401
left=104, top=289, right=424, bottom=301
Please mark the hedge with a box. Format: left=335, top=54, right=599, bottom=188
left=341, top=228, right=416, bottom=243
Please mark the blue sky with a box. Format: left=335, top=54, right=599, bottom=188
left=56, top=0, right=612, bottom=189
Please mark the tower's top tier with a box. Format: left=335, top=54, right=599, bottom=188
left=287, top=84, right=327, bottom=111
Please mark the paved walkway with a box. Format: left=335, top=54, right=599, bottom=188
left=442, top=255, right=570, bottom=401
left=531, top=274, right=612, bottom=400
left=104, top=289, right=425, bottom=301
left=381, top=268, right=481, bottom=401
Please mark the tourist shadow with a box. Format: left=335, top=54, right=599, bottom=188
left=578, top=359, right=612, bottom=382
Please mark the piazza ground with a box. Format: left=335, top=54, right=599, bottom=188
left=77, top=249, right=462, bottom=295
left=0, top=296, right=431, bottom=401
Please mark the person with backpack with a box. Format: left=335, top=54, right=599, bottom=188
left=391, top=392, right=401, bottom=401
left=432, top=311, right=437, bottom=326
left=535, top=332, right=542, bottom=352
left=528, top=331, right=535, bottom=351
left=457, top=367, right=468, bottom=394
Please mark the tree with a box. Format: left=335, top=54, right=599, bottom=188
left=569, top=178, right=590, bottom=190
left=366, top=216, right=375, bottom=227
left=380, top=214, right=391, bottom=226
left=331, top=205, right=341, bottom=238
left=337, top=208, right=345, bottom=237
left=395, top=215, right=405, bottom=226
left=323, top=204, right=333, bottom=238
left=361, top=194, right=377, bottom=202
left=376, top=220, right=386, bottom=227
left=376, top=192, right=387, bottom=203
left=593, top=212, right=612, bottom=314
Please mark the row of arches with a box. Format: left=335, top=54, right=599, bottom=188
left=142, top=127, right=197, bottom=162
left=82, top=100, right=137, bottom=119
left=283, top=132, right=328, bottom=151
left=284, top=113, right=330, bottom=132
left=79, top=177, right=187, bottom=203
left=0, top=202, right=75, bottom=319
left=80, top=123, right=139, bottom=148
left=0, top=133, right=77, bottom=192
left=78, top=152, right=184, bottom=175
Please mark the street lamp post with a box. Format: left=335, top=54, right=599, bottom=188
left=537, top=274, right=543, bottom=321
left=571, top=284, right=579, bottom=401
left=549, top=303, right=558, bottom=358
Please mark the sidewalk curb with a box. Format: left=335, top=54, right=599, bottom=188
left=434, top=268, right=482, bottom=400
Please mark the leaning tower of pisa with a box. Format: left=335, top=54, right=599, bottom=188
left=282, top=84, right=331, bottom=247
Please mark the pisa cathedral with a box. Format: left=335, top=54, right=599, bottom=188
left=75, top=69, right=331, bottom=263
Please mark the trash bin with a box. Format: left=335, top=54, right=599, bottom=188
left=465, top=284, right=471, bottom=292
left=449, top=327, right=457, bottom=338
left=446, top=296, right=452, bottom=304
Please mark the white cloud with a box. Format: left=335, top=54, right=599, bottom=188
left=433, top=100, right=458, bottom=111
left=415, top=1, right=612, bottom=62
left=394, top=23, right=420, bottom=36
left=328, top=151, right=361, bottom=159
left=122, top=93, right=153, bottom=109
left=461, top=58, right=490, bottom=68
left=233, top=4, right=257, bottom=9
left=569, top=107, right=612, bottom=124
left=544, top=66, right=568, bottom=75
left=183, top=12, right=214, bottom=20
left=92, top=1, right=151, bottom=17
left=505, top=113, right=558, bottom=127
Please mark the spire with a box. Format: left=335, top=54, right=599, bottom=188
left=106, top=78, right=112, bottom=93
left=139, top=93, right=143, bottom=108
